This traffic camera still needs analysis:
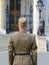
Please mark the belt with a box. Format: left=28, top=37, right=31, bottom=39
left=15, top=53, right=30, bottom=55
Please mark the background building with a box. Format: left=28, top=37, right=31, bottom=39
left=0, top=0, right=49, bottom=50
left=0, top=0, right=49, bottom=65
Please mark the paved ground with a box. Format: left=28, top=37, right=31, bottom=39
left=0, top=31, right=31, bottom=51
left=0, top=51, right=8, bottom=65
left=0, top=32, right=17, bottom=51
left=0, top=32, right=17, bottom=65
left=0, top=32, right=31, bottom=65
left=0, top=34, right=9, bottom=65
left=0, top=32, right=49, bottom=65
left=0, top=35, right=8, bottom=51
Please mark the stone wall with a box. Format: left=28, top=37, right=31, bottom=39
left=0, top=0, right=6, bottom=34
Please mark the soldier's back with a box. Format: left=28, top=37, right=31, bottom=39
left=12, top=32, right=33, bottom=65
left=12, top=32, right=32, bottom=53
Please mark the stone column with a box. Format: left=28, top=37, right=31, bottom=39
left=33, top=0, right=39, bottom=35
left=0, top=0, right=6, bottom=34
left=0, top=1, right=2, bottom=28
left=6, top=0, right=10, bottom=33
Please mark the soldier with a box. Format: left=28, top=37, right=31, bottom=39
left=8, top=17, right=37, bottom=65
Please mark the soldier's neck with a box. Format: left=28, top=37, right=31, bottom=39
left=19, top=28, right=26, bottom=33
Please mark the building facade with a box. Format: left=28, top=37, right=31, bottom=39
left=0, top=0, right=41, bottom=34
left=0, top=0, right=33, bottom=33
left=0, top=0, right=49, bottom=49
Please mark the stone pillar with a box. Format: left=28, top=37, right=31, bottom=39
left=36, top=35, right=47, bottom=52
left=0, top=0, right=6, bottom=34
left=0, top=1, right=2, bottom=28
left=6, top=0, right=10, bottom=33
left=33, top=0, right=39, bottom=35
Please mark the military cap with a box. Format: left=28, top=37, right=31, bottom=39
left=18, top=17, right=27, bottom=27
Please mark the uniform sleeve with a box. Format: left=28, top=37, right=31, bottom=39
left=8, top=36, right=14, bottom=65
left=31, top=36, right=37, bottom=50
left=31, top=36, right=37, bottom=65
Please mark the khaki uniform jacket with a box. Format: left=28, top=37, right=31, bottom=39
left=8, top=32, right=37, bottom=65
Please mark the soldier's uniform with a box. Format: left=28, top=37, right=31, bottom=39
left=8, top=17, right=37, bottom=65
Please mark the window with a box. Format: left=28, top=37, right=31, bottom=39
left=16, top=0, right=20, bottom=10
left=10, top=14, right=14, bottom=24
left=16, top=14, right=20, bottom=24
left=10, top=0, right=14, bottom=10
